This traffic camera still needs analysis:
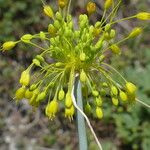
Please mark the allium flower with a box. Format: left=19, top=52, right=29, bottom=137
left=1, top=0, right=150, bottom=120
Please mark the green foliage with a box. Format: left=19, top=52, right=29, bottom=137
left=0, top=0, right=43, bottom=42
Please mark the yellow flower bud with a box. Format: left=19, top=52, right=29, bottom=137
left=48, top=24, right=57, bottom=36
left=86, top=2, right=96, bottom=15
left=102, top=82, right=108, bottom=88
left=65, top=105, right=75, bottom=120
left=43, top=5, right=54, bottom=18
left=110, top=44, right=121, bottom=55
left=65, top=92, right=72, bottom=108
left=58, top=89, right=65, bottom=100
left=58, top=0, right=68, bottom=9
left=80, top=69, right=87, bottom=82
left=96, top=107, right=103, bottom=119
left=19, top=70, right=30, bottom=86
left=45, top=100, right=58, bottom=119
left=21, top=34, right=33, bottom=43
left=2, top=41, right=17, bottom=51
left=126, top=82, right=137, bottom=94
left=112, top=97, right=119, bottom=106
left=15, top=86, right=26, bottom=100
left=128, top=27, right=143, bottom=38
left=104, top=0, right=113, bottom=10
left=136, top=12, right=150, bottom=20
left=119, top=91, right=127, bottom=102
left=25, top=89, right=33, bottom=99
left=92, top=90, right=99, bottom=97
left=80, top=52, right=86, bottom=61
left=93, top=27, right=101, bottom=37
left=111, top=86, right=118, bottom=96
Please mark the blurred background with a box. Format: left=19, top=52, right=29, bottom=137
left=0, top=0, right=150, bottom=150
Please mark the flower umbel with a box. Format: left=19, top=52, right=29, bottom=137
left=2, top=0, right=149, bottom=120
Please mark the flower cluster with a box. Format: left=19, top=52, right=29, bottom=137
left=1, top=0, right=150, bottom=120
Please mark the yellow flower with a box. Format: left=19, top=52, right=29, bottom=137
left=19, top=70, right=30, bottom=86
left=15, top=86, right=26, bottom=100
left=136, top=12, right=150, bottom=20
left=2, top=41, right=17, bottom=51
left=96, top=107, right=103, bottom=119
left=128, top=27, right=143, bottom=38
left=43, top=5, right=54, bottom=18
left=45, top=100, right=58, bottom=119
left=58, top=0, right=68, bottom=8
left=104, top=0, right=113, bottom=10
left=86, top=2, right=96, bottom=15
left=65, top=105, right=75, bottom=120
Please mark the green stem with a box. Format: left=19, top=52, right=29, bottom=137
left=74, top=78, right=88, bottom=150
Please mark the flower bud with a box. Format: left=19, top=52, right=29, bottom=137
left=85, top=103, right=92, bottom=114
left=43, top=5, right=54, bottom=18
left=102, top=82, right=108, bottom=88
left=54, top=20, right=60, bottom=29
left=58, top=89, right=65, bottom=100
left=58, top=0, right=68, bottom=8
left=55, top=12, right=62, bottom=20
left=21, top=34, right=33, bottom=43
left=45, top=100, right=58, bottom=119
left=128, top=27, right=143, bottom=38
left=119, top=91, right=127, bottom=102
left=33, top=58, right=41, bottom=67
left=104, top=32, right=110, bottom=40
left=55, top=62, right=64, bottom=67
left=19, top=70, right=30, bottom=86
left=95, top=96, right=103, bottom=106
left=86, top=2, right=96, bottom=15
left=36, top=91, right=47, bottom=102
left=29, top=93, right=38, bottom=107
left=112, top=97, right=119, bottom=106
left=110, top=29, right=116, bottom=38
left=30, top=84, right=38, bottom=91
left=100, top=89, right=107, bottom=96
left=80, top=52, right=86, bottom=61
left=2, top=41, right=17, bottom=51
left=136, top=12, right=150, bottom=20
left=48, top=24, right=57, bottom=36
left=125, top=82, right=137, bottom=94
left=111, top=86, right=118, bottom=96
left=96, top=107, right=103, bottom=119
left=65, top=105, right=75, bottom=120
left=36, top=55, right=45, bottom=62
left=93, top=27, right=101, bottom=37
left=80, top=69, right=87, bottom=82
left=92, top=90, right=99, bottom=97
left=15, top=86, right=26, bottom=100
left=110, top=44, right=121, bottom=55
left=39, top=31, right=46, bottom=40
left=105, top=24, right=111, bottom=31
left=104, top=0, right=113, bottom=10
left=95, top=21, right=101, bottom=28
left=25, top=89, right=33, bottom=99
left=65, top=92, right=72, bottom=108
